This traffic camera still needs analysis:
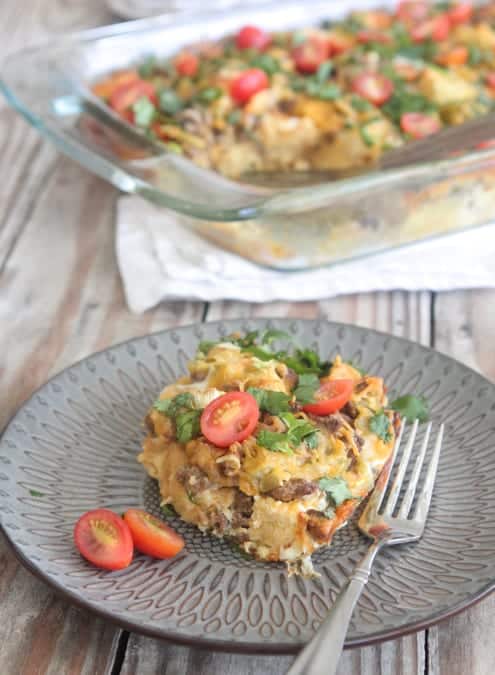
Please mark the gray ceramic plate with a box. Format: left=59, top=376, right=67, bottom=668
left=1, top=319, right=494, bottom=653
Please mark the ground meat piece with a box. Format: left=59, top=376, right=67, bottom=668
left=308, top=413, right=343, bottom=434
left=354, top=379, right=369, bottom=394
left=176, top=465, right=211, bottom=496
left=206, top=506, right=228, bottom=535
left=354, top=432, right=364, bottom=450
left=231, top=489, right=254, bottom=529
left=306, top=510, right=334, bottom=543
left=265, top=478, right=318, bottom=502
left=341, top=401, right=359, bottom=419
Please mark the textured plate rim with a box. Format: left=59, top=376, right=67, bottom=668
left=1, top=318, right=494, bottom=654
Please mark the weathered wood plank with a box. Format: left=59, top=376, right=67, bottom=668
left=428, top=289, right=495, bottom=675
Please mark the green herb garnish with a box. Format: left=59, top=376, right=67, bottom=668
left=29, top=489, right=45, bottom=497
left=351, top=95, right=373, bottom=112
left=294, top=373, right=320, bottom=404
left=279, top=412, right=318, bottom=447
left=227, top=110, right=242, bottom=125
left=319, top=476, right=352, bottom=506
left=196, top=87, right=223, bottom=103
left=138, top=55, right=157, bottom=78
left=154, top=392, right=202, bottom=443
left=390, top=394, right=429, bottom=423
left=132, top=96, right=156, bottom=128
left=160, top=503, right=177, bottom=517
left=250, top=53, right=281, bottom=75
left=159, top=89, right=183, bottom=115
left=247, top=387, right=291, bottom=415
left=257, top=412, right=318, bottom=453
left=359, top=122, right=376, bottom=147
left=468, top=44, right=483, bottom=66
left=261, top=329, right=292, bottom=345
left=316, top=60, right=334, bottom=83
left=369, top=410, right=393, bottom=442
left=257, top=429, right=293, bottom=454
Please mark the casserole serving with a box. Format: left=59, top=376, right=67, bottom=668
left=3, top=0, right=495, bottom=269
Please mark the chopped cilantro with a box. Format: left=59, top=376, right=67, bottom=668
left=175, top=409, right=202, bottom=443
left=198, top=340, right=216, bottom=354
left=261, top=329, right=292, bottom=346
left=160, top=503, right=177, bottom=517
left=369, top=411, right=393, bottom=442
left=351, top=95, right=373, bottom=112
left=154, top=392, right=194, bottom=416
left=279, top=412, right=318, bottom=447
left=132, top=97, right=156, bottom=128
left=316, top=60, right=334, bottom=83
left=257, top=429, right=293, bottom=454
left=294, top=373, right=320, bottom=404
left=196, top=87, right=223, bottom=103
left=159, top=89, right=183, bottom=115
left=257, top=412, right=318, bottom=453
left=138, top=55, right=156, bottom=78
left=319, top=476, right=352, bottom=506
left=305, top=431, right=319, bottom=449
left=250, top=53, right=281, bottom=75
left=359, top=122, right=376, bottom=147
left=29, top=489, right=44, bottom=497
left=381, top=88, right=437, bottom=126
left=390, top=394, right=429, bottom=423
left=468, top=44, right=483, bottom=66
left=246, top=387, right=291, bottom=415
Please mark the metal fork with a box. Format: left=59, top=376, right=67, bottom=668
left=287, top=419, right=444, bottom=675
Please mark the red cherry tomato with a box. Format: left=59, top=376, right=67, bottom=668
left=230, top=68, right=269, bottom=104
left=327, top=33, right=354, bottom=55
left=236, top=25, right=272, bottom=50
left=397, top=1, right=429, bottom=24
left=401, top=112, right=441, bottom=139
left=302, top=380, right=354, bottom=416
left=412, top=14, right=450, bottom=42
left=357, top=30, right=392, bottom=44
left=351, top=73, right=394, bottom=106
left=293, top=37, right=330, bottom=74
left=74, top=509, right=133, bottom=571
left=200, top=392, right=259, bottom=448
left=449, top=2, right=473, bottom=25
left=174, top=52, right=199, bottom=77
left=109, top=79, right=158, bottom=116
left=486, top=72, right=495, bottom=90
left=123, top=509, right=184, bottom=559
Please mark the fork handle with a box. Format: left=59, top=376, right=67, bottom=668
left=286, top=543, right=381, bottom=675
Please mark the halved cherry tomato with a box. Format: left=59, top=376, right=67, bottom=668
left=109, top=79, right=158, bottom=117
left=327, top=33, right=354, bottom=56
left=236, top=25, right=272, bottom=51
left=397, top=1, right=429, bottom=24
left=302, top=379, right=354, bottom=416
left=436, top=45, right=468, bottom=66
left=200, top=391, right=259, bottom=448
left=401, top=112, right=441, bottom=139
left=92, top=70, right=139, bottom=100
left=393, top=59, right=423, bottom=81
left=123, top=509, right=184, bottom=559
left=230, top=68, right=269, bottom=104
left=351, top=73, right=394, bottom=106
left=486, top=72, right=495, bottom=90
left=412, top=14, right=450, bottom=42
left=74, top=509, right=133, bottom=571
left=293, top=37, right=330, bottom=74
left=357, top=30, right=392, bottom=44
left=174, top=52, right=199, bottom=77
left=449, top=2, right=473, bottom=25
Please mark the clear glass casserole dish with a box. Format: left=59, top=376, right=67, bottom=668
left=3, top=0, right=495, bottom=270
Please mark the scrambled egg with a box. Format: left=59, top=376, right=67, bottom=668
left=138, top=341, right=396, bottom=574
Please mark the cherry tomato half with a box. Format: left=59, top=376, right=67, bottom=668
left=109, top=80, right=158, bottom=116
left=397, top=1, right=429, bottom=24
left=401, top=112, right=441, bottom=139
left=174, top=52, right=199, bottom=77
left=236, top=25, right=272, bottom=51
left=302, top=379, right=354, bottom=416
left=293, top=37, right=330, bottom=74
left=230, top=68, right=269, bottom=104
left=357, top=30, right=392, bottom=44
left=436, top=45, right=468, bottom=66
left=327, top=33, right=354, bottom=56
left=412, top=14, right=450, bottom=43
left=486, top=72, right=495, bottom=90
left=351, top=73, right=394, bottom=106
left=74, top=509, right=133, bottom=571
left=123, top=509, right=184, bottom=559
left=449, top=2, right=473, bottom=25
left=200, top=391, right=259, bottom=448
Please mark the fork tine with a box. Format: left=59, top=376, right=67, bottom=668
left=397, top=422, right=432, bottom=518
left=373, top=418, right=406, bottom=513
left=382, top=419, right=419, bottom=516
left=413, top=424, right=444, bottom=522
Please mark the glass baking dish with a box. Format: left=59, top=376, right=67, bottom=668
left=3, top=0, right=495, bottom=270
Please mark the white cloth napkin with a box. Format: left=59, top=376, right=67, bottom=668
left=116, top=195, right=495, bottom=314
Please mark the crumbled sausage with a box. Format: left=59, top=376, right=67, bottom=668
left=308, top=413, right=343, bottom=434
left=306, top=510, right=334, bottom=543
left=231, top=489, right=254, bottom=529
left=206, top=506, right=228, bottom=534
left=265, top=478, right=318, bottom=502
left=176, top=465, right=211, bottom=496
left=341, top=401, right=359, bottom=419
left=354, top=379, right=369, bottom=394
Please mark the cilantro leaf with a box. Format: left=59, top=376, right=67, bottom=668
left=246, top=387, right=291, bottom=415
left=159, top=89, right=183, bottom=115
left=196, top=87, right=223, bottom=104
left=175, top=409, right=202, bottom=444
left=154, top=392, right=195, bottom=417
left=319, top=477, right=352, bottom=506
left=198, top=340, right=216, bottom=354
left=279, top=412, right=318, bottom=447
left=305, top=431, right=319, bottom=449
left=160, top=503, right=177, bottom=517
left=369, top=411, right=393, bottom=442
left=315, top=59, right=334, bottom=83
left=261, top=329, right=292, bottom=346
left=257, top=430, right=293, bottom=454
left=294, top=373, right=320, bottom=404
left=391, top=395, right=429, bottom=423
left=250, top=53, right=280, bottom=75
left=132, top=96, right=156, bottom=128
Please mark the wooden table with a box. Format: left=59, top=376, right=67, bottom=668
left=1, top=2, right=494, bottom=673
